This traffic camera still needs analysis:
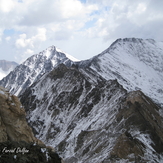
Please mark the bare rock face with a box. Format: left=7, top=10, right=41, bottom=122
left=0, top=86, right=36, bottom=143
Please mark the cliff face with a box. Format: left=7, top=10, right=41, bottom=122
left=0, top=86, right=62, bottom=163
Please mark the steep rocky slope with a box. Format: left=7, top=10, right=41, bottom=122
left=78, top=38, right=163, bottom=108
left=20, top=64, right=163, bottom=163
left=0, top=86, right=62, bottom=163
left=0, top=46, right=77, bottom=96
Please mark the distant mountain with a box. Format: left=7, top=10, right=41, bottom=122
left=20, top=64, right=163, bottom=162
left=0, top=46, right=78, bottom=95
left=0, top=60, right=18, bottom=80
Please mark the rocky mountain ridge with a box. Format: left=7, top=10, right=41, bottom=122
left=20, top=64, right=163, bottom=163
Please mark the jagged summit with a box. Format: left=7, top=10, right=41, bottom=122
left=38, top=45, right=79, bottom=62
left=0, top=45, right=76, bottom=96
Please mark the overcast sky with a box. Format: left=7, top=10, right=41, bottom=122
left=0, top=0, right=163, bottom=63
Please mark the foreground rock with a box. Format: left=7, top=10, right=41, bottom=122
left=0, top=86, right=62, bottom=163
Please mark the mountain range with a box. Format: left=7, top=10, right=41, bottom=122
left=0, top=38, right=163, bottom=162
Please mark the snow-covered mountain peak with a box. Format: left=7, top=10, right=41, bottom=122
left=109, top=37, right=155, bottom=46
left=98, top=37, right=163, bottom=74
left=86, top=38, right=163, bottom=107
left=0, top=45, right=76, bottom=96
left=38, top=45, right=66, bottom=60
left=55, top=47, right=80, bottom=62
left=39, top=45, right=79, bottom=62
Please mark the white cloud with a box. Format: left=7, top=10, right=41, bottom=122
left=15, top=28, right=46, bottom=48
left=0, top=0, right=163, bottom=63
left=18, top=0, right=98, bottom=27
left=25, top=49, right=34, bottom=55
left=5, top=36, right=11, bottom=41
left=37, top=28, right=47, bottom=41
left=0, top=68, right=8, bottom=80
left=0, top=29, right=3, bottom=42
left=84, top=0, right=163, bottom=42
left=0, top=0, right=15, bottom=13
left=59, top=0, right=98, bottom=19
left=15, top=34, right=28, bottom=48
